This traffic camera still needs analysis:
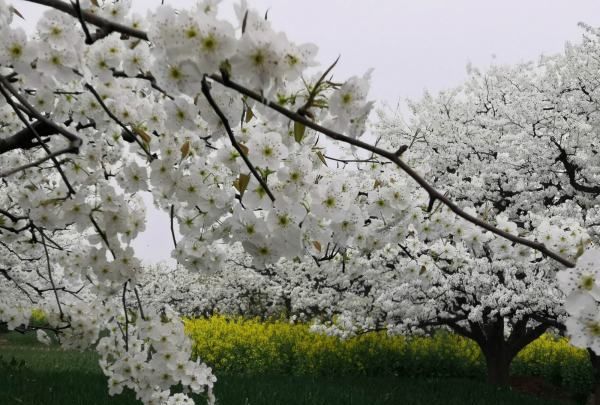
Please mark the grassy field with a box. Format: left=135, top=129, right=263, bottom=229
left=0, top=332, right=576, bottom=405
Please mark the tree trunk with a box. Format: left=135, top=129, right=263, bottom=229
left=479, top=319, right=513, bottom=386
left=591, top=382, right=600, bottom=405
left=485, top=353, right=512, bottom=386
left=484, top=349, right=512, bottom=386
left=452, top=316, right=550, bottom=387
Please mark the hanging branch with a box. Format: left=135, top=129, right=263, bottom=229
left=170, top=205, right=178, bottom=249
left=89, top=212, right=117, bottom=259
left=122, top=281, right=129, bottom=352
left=0, top=79, right=78, bottom=195
left=24, top=0, right=149, bottom=41
left=37, top=227, right=65, bottom=320
left=200, top=77, right=275, bottom=202
left=0, top=145, right=81, bottom=178
left=19, top=0, right=576, bottom=267
left=84, top=83, right=155, bottom=161
left=207, top=73, right=575, bottom=268
left=133, top=285, right=146, bottom=321
left=0, top=75, right=82, bottom=145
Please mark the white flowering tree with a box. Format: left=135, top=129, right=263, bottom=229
left=372, top=27, right=600, bottom=388
left=211, top=203, right=586, bottom=388
left=0, top=0, right=579, bottom=403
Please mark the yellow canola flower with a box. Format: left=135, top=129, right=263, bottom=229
left=183, top=315, right=592, bottom=397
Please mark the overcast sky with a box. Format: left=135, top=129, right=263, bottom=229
left=15, top=0, right=600, bottom=263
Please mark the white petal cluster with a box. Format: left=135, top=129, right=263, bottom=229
left=97, top=308, right=215, bottom=405
left=559, top=249, right=600, bottom=354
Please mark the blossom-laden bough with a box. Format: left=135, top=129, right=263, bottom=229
left=0, top=0, right=585, bottom=403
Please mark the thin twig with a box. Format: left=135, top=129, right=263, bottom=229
left=23, top=0, right=148, bottom=41
left=84, top=83, right=154, bottom=161
left=122, top=281, right=129, bottom=352
left=38, top=228, right=65, bottom=320
left=0, top=81, right=78, bottom=194
left=89, top=212, right=117, bottom=259
left=133, top=285, right=146, bottom=321
left=71, top=0, right=93, bottom=43
left=201, top=77, right=275, bottom=202
left=170, top=204, right=178, bottom=249
left=0, top=145, right=80, bottom=178
left=297, top=55, right=340, bottom=117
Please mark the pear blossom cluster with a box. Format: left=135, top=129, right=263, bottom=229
left=0, top=0, right=403, bottom=402
left=558, top=248, right=600, bottom=354
left=97, top=307, right=216, bottom=405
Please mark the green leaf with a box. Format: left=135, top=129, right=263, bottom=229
left=316, top=151, right=327, bottom=166
left=234, top=173, right=251, bottom=197
left=245, top=107, right=254, bottom=123
left=294, top=122, right=306, bottom=143
left=133, top=127, right=152, bottom=145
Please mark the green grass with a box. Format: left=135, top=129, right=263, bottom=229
left=0, top=332, right=573, bottom=405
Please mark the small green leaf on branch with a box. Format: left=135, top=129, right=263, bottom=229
left=294, top=121, right=306, bottom=143
left=9, top=6, right=24, bottom=19
left=316, top=151, right=328, bottom=166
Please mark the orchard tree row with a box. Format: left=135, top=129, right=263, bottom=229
left=0, top=1, right=598, bottom=404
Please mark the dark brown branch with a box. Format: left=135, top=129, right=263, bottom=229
left=552, top=138, right=600, bottom=194
left=208, top=73, right=575, bottom=268
left=10, top=3, right=577, bottom=267
left=0, top=80, right=78, bottom=195
left=112, top=70, right=173, bottom=100
left=0, top=208, right=27, bottom=222
left=71, top=0, right=94, bottom=43
left=133, top=285, right=146, bottom=321
left=0, top=268, right=35, bottom=303
left=89, top=212, right=116, bottom=259
left=122, top=281, right=129, bottom=352
left=0, top=121, right=55, bottom=154
left=84, top=83, right=155, bottom=161
left=1, top=145, right=80, bottom=178
left=170, top=204, right=178, bottom=249
left=37, top=228, right=64, bottom=320
left=23, top=0, right=148, bottom=41
left=0, top=75, right=82, bottom=145
left=200, top=77, right=275, bottom=202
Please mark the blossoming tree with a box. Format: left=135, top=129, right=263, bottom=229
left=372, top=27, right=600, bottom=387
left=0, top=0, right=579, bottom=403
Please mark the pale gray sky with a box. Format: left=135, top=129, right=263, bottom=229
left=14, top=0, right=600, bottom=262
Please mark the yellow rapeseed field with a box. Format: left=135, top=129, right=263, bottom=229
left=184, top=316, right=593, bottom=395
